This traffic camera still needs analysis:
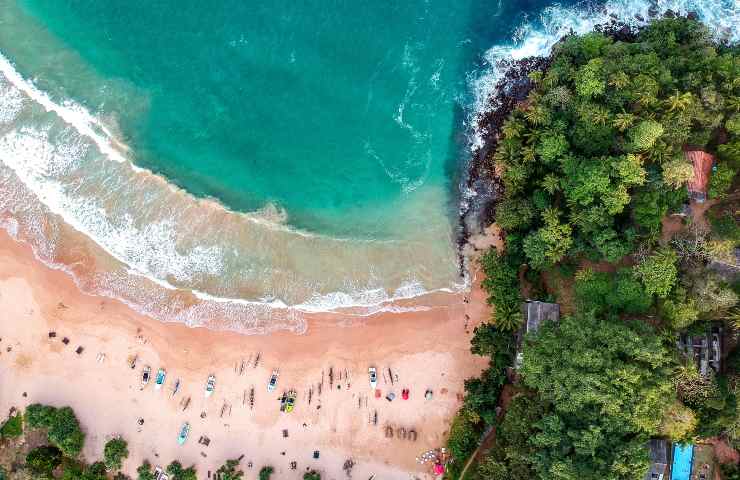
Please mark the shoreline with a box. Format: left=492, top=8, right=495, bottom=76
left=0, top=228, right=490, bottom=478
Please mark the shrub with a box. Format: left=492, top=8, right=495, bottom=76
left=26, top=446, right=63, bottom=477
left=47, top=407, right=85, bottom=457
left=709, top=163, right=736, bottom=199
left=216, top=459, right=244, bottom=480
left=103, top=437, right=129, bottom=470
left=303, top=471, right=321, bottom=480
left=258, top=466, right=274, bottom=480
left=136, top=460, right=155, bottom=480
left=166, top=461, right=197, bottom=480
left=633, top=248, right=678, bottom=298
left=0, top=413, right=22, bottom=438
left=25, top=404, right=57, bottom=429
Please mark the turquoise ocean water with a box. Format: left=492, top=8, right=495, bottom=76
left=0, top=0, right=736, bottom=332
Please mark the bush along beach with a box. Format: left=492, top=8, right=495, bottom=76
left=0, top=403, right=250, bottom=480
left=448, top=16, right=740, bottom=480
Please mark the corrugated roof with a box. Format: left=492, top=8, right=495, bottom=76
left=685, top=150, right=714, bottom=196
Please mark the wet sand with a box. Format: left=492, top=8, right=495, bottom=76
left=0, top=230, right=489, bottom=479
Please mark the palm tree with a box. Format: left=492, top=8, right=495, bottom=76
left=608, top=72, right=629, bottom=89
left=664, top=91, right=694, bottom=112
left=522, top=146, right=536, bottom=163
left=613, top=112, right=636, bottom=132
left=541, top=174, right=560, bottom=194
left=501, top=119, right=524, bottom=139
left=592, top=107, right=611, bottom=126
left=525, top=105, right=550, bottom=126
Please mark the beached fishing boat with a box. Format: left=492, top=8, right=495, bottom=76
left=177, top=422, right=190, bottom=445
left=204, top=374, right=216, bottom=398
left=171, top=379, right=180, bottom=398
left=141, top=366, right=151, bottom=388
left=267, top=369, right=279, bottom=392
left=154, top=368, right=166, bottom=390
left=285, top=390, right=296, bottom=413
left=369, top=367, right=377, bottom=389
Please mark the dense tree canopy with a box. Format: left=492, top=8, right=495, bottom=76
left=519, top=313, right=675, bottom=479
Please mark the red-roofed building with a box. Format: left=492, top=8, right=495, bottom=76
left=685, top=150, right=715, bottom=203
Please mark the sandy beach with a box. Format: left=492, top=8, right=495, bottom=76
left=0, top=230, right=489, bottom=479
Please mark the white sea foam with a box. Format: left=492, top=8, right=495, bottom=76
left=470, top=0, right=740, bottom=150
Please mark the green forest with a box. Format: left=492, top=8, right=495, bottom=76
left=448, top=16, right=740, bottom=480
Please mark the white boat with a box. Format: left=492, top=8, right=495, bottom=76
left=141, top=366, right=151, bottom=388
left=369, top=367, right=377, bottom=390
left=154, top=368, right=166, bottom=390
left=267, top=369, right=279, bottom=392
left=204, top=374, right=216, bottom=398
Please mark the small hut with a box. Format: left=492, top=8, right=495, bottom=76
left=644, top=439, right=670, bottom=480
left=684, top=150, right=715, bottom=203
left=676, top=323, right=723, bottom=376
left=523, top=300, right=560, bottom=334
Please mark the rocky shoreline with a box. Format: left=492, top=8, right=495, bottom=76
left=456, top=20, right=645, bottom=267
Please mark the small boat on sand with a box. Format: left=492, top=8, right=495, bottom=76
left=141, top=366, right=151, bottom=388
left=204, top=374, right=216, bottom=398
left=171, top=379, right=181, bottom=398
left=369, top=367, right=377, bottom=390
left=177, top=422, right=190, bottom=445
left=155, top=368, right=166, bottom=390
left=267, top=369, right=279, bottom=392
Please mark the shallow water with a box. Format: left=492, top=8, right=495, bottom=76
left=0, top=0, right=736, bottom=332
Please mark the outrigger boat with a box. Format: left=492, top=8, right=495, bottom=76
left=154, top=368, right=166, bottom=390
left=177, top=422, right=190, bottom=445
left=204, top=374, right=216, bottom=398
left=368, top=367, right=377, bottom=390
left=285, top=390, right=296, bottom=413
left=267, top=369, right=279, bottom=392
left=141, top=366, right=151, bottom=388
left=170, top=379, right=181, bottom=398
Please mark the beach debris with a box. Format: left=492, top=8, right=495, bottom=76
left=329, top=367, right=334, bottom=389
left=386, top=392, right=395, bottom=402
left=141, top=365, right=151, bottom=389
left=171, top=379, right=181, bottom=398
left=308, top=386, right=313, bottom=405
left=290, top=461, right=297, bottom=470
left=48, top=331, right=56, bottom=338
left=62, top=337, right=70, bottom=345
left=343, top=459, right=355, bottom=477
left=385, top=426, right=393, bottom=438
left=204, top=374, right=216, bottom=398
left=180, top=396, right=191, bottom=411
left=243, top=389, right=247, bottom=405
left=249, top=386, right=255, bottom=409
left=200, top=411, right=207, bottom=419
left=198, top=435, right=211, bottom=446
left=247, top=462, right=253, bottom=469
left=387, top=368, right=394, bottom=385
left=239, top=358, right=246, bottom=376
left=313, top=451, right=320, bottom=459
left=408, top=429, right=417, bottom=441
left=75, top=346, right=84, bottom=355
left=96, top=353, right=106, bottom=363
left=373, top=410, right=378, bottom=425
left=155, top=368, right=167, bottom=390
left=282, top=429, right=289, bottom=438
left=267, top=369, right=279, bottom=392
left=402, top=388, right=410, bottom=400
left=220, top=402, right=229, bottom=418
left=253, top=352, right=261, bottom=368
left=201, top=452, right=207, bottom=458
left=177, top=422, right=190, bottom=445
